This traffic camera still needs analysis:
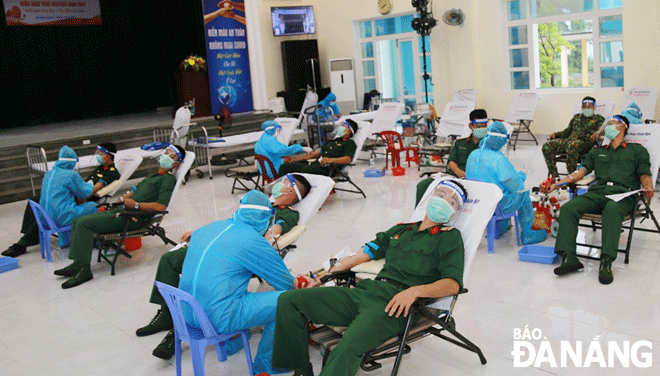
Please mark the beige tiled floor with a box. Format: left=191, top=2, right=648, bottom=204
left=1, top=136, right=659, bottom=375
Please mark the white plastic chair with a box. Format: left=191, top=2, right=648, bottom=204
left=621, top=87, right=658, bottom=121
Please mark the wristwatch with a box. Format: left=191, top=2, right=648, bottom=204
left=134, top=202, right=140, bottom=209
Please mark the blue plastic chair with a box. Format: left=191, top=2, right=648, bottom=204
left=154, top=281, right=255, bottom=376
left=486, top=203, right=521, bottom=254
left=27, top=199, right=71, bottom=262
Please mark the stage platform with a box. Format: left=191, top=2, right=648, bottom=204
left=0, top=108, right=279, bottom=204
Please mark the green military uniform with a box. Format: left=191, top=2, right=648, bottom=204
left=68, top=172, right=176, bottom=265
left=148, top=205, right=300, bottom=307
left=555, top=142, right=651, bottom=261
left=542, top=114, right=605, bottom=177
left=272, top=222, right=464, bottom=376
left=14, top=164, right=121, bottom=250
left=416, top=135, right=479, bottom=205
left=85, top=163, right=121, bottom=186
left=278, top=137, right=357, bottom=177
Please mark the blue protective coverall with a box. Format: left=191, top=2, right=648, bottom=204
left=622, top=102, right=643, bottom=124
left=466, top=122, right=547, bottom=245
left=313, top=92, right=341, bottom=122
left=178, top=191, right=295, bottom=374
left=40, top=146, right=97, bottom=247
left=254, top=120, right=303, bottom=179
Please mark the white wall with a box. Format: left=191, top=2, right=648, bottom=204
left=256, top=0, right=660, bottom=133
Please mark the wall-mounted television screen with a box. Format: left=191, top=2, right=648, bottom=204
left=271, top=6, right=315, bottom=36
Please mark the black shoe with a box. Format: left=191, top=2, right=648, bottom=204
left=54, top=262, right=81, bottom=277
left=2, top=243, right=26, bottom=257
left=599, top=257, right=614, bottom=285
left=61, top=266, right=93, bottom=289
left=136, top=308, right=173, bottom=337
left=553, top=254, right=584, bottom=276
left=152, top=329, right=175, bottom=360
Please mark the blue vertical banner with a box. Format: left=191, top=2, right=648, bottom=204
left=202, top=0, right=253, bottom=114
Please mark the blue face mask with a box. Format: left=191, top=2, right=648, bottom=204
left=426, top=196, right=455, bottom=223
left=473, top=127, right=488, bottom=139
left=272, top=182, right=285, bottom=198
left=159, top=154, right=174, bottom=169
left=336, top=126, right=347, bottom=138
left=95, top=154, right=104, bottom=165
left=582, top=108, right=594, bottom=117
left=604, top=124, right=621, bottom=140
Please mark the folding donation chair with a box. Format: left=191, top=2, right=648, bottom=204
left=94, top=155, right=144, bottom=199
left=575, top=124, right=660, bottom=264
left=94, top=151, right=195, bottom=275
left=344, top=102, right=405, bottom=161
left=621, top=87, right=658, bottom=122
left=452, top=88, right=479, bottom=103
left=311, top=178, right=502, bottom=374
left=417, top=101, right=475, bottom=170
left=154, top=282, right=255, bottom=376
left=330, top=120, right=372, bottom=198
left=26, top=145, right=48, bottom=196
left=272, top=173, right=335, bottom=258
left=496, top=92, right=540, bottom=150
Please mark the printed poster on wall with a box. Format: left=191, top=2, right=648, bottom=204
left=4, top=1, right=102, bottom=26
left=202, top=0, right=253, bottom=114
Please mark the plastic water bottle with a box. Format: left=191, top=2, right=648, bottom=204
left=369, top=156, right=374, bottom=167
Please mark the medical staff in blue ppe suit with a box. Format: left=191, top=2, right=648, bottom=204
left=41, top=146, right=98, bottom=247
left=318, top=92, right=341, bottom=119
left=466, top=122, right=547, bottom=245
left=622, top=102, right=643, bottom=124
left=178, top=190, right=297, bottom=375
left=254, top=120, right=303, bottom=179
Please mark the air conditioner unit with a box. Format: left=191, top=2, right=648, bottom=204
left=329, top=58, right=357, bottom=115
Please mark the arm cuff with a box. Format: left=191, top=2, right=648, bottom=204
left=363, top=241, right=379, bottom=259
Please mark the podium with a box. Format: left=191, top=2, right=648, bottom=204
left=175, top=60, right=212, bottom=118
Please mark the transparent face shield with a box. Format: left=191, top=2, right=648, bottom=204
left=432, top=182, right=464, bottom=212
left=263, top=173, right=302, bottom=202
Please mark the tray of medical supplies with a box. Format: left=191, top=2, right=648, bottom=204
left=518, top=245, right=559, bottom=264
left=0, top=256, right=19, bottom=273
left=363, top=169, right=386, bottom=178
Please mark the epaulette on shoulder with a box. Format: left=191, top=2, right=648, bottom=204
left=440, top=226, right=455, bottom=231
left=396, top=221, right=416, bottom=226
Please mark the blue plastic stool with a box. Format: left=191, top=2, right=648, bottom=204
left=27, top=199, right=72, bottom=262
left=154, top=281, right=255, bottom=376
left=486, top=203, right=521, bottom=253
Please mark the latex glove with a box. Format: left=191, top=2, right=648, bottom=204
left=302, top=146, right=313, bottom=153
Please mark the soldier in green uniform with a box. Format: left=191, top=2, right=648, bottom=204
left=542, top=96, right=605, bottom=178
left=544, top=115, right=654, bottom=284
left=2, top=143, right=121, bottom=258
left=278, top=119, right=358, bottom=177
left=271, top=180, right=468, bottom=376
left=53, top=144, right=186, bottom=289
left=135, top=174, right=312, bottom=360
left=416, top=109, right=489, bottom=205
